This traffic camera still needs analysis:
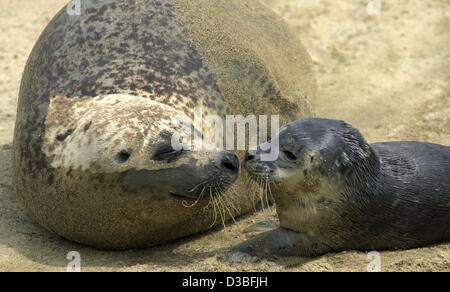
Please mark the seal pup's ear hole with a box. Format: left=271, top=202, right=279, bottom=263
left=337, top=152, right=352, bottom=174
left=116, top=150, right=131, bottom=163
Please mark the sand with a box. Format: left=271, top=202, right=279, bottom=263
left=0, top=0, right=449, bottom=272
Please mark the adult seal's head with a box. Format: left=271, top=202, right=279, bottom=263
left=43, top=94, right=240, bottom=201
left=13, top=0, right=316, bottom=249
left=227, top=118, right=450, bottom=260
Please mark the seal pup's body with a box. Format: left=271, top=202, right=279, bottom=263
left=229, top=119, right=450, bottom=259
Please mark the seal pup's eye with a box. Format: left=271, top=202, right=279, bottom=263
left=152, top=144, right=184, bottom=163
left=283, top=150, right=297, bottom=161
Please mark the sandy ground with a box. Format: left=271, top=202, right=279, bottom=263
left=0, top=0, right=449, bottom=272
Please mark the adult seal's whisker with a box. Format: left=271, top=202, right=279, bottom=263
left=13, top=0, right=316, bottom=249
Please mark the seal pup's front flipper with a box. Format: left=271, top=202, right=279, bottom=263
left=225, top=228, right=331, bottom=263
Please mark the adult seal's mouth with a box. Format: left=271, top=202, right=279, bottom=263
left=170, top=192, right=197, bottom=201
left=13, top=0, right=317, bottom=250
left=119, top=151, right=240, bottom=203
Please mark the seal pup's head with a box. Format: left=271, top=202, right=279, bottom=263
left=244, top=119, right=378, bottom=220
left=43, top=94, right=239, bottom=203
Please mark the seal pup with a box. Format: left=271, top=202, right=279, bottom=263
left=13, top=0, right=316, bottom=249
left=227, top=118, right=450, bottom=260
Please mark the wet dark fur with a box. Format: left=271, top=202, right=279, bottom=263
left=232, top=119, right=450, bottom=259
left=336, top=140, right=450, bottom=251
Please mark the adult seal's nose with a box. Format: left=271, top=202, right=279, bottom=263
left=221, top=153, right=240, bottom=173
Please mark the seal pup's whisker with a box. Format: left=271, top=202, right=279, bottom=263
left=241, top=172, right=257, bottom=210
left=263, top=177, right=268, bottom=208
left=228, top=118, right=450, bottom=260
left=257, top=176, right=268, bottom=210
left=266, top=177, right=275, bottom=204
left=244, top=172, right=263, bottom=211
left=254, top=181, right=263, bottom=209
left=245, top=175, right=259, bottom=211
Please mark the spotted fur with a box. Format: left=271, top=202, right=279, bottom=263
left=13, top=0, right=316, bottom=249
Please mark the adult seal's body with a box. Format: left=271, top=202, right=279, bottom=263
left=228, top=118, right=450, bottom=259
left=13, top=0, right=316, bottom=249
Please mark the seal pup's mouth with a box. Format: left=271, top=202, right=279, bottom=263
left=244, top=165, right=283, bottom=185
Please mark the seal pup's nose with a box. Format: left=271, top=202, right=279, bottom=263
left=221, top=153, right=240, bottom=173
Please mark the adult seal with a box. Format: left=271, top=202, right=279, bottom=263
left=228, top=118, right=450, bottom=259
left=13, top=0, right=316, bottom=249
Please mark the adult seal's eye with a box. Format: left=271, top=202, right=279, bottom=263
left=116, top=150, right=131, bottom=163
left=151, top=144, right=184, bottom=163
left=283, top=150, right=297, bottom=160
